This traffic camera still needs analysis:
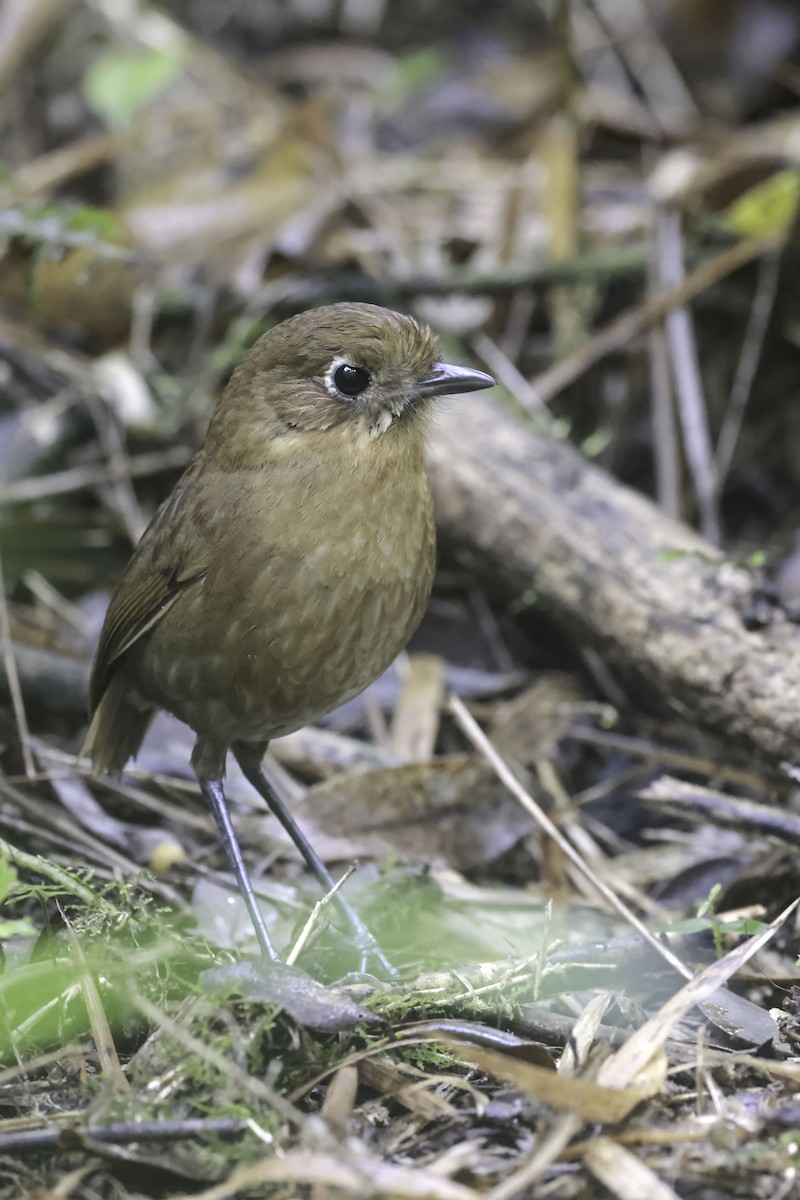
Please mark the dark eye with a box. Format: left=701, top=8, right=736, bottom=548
left=333, top=363, right=371, bottom=398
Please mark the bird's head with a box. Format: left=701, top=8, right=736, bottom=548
left=207, top=303, right=494, bottom=453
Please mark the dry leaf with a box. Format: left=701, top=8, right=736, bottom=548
left=293, top=756, right=536, bottom=872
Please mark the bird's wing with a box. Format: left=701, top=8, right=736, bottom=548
left=89, top=563, right=207, bottom=712
left=89, top=471, right=208, bottom=713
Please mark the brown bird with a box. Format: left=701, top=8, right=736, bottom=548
left=84, top=302, right=494, bottom=970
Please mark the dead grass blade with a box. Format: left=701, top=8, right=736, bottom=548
left=0, top=552, right=34, bottom=777
left=529, top=235, right=773, bottom=406
left=448, top=694, right=692, bottom=979
left=168, top=1150, right=480, bottom=1200
left=58, top=904, right=129, bottom=1093
left=485, top=1114, right=581, bottom=1200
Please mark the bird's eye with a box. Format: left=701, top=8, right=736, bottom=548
left=332, top=363, right=371, bottom=398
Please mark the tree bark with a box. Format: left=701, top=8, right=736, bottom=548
left=427, top=394, right=800, bottom=768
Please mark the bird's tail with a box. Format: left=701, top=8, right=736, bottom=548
left=81, top=674, right=153, bottom=775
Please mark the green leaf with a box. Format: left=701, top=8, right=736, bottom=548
left=721, top=917, right=767, bottom=937
left=64, top=204, right=120, bottom=239
left=580, top=428, right=612, bottom=458
left=84, top=48, right=185, bottom=129
left=0, top=918, right=35, bottom=939
left=393, top=48, right=448, bottom=92
left=655, top=917, right=712, bottom=935
left=723, top=170, right=800, bottom=239
left=0, top=854, right=17, bottom=905
left=659, top=547, right=719, bottom=567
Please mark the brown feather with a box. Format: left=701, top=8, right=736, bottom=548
left=88, top=565, right=206, bottom=714
left=88, top=464, right=209, bottom=715
left=82, top=673, right=154, bottom=773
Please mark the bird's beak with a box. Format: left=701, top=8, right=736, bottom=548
left=412, top=362, right=495, bottom=400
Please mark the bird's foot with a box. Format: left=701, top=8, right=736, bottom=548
left=202, top=958, right=384, bottom=1032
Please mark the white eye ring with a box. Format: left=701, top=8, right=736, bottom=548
left=325, top=356, right=371, bottom=400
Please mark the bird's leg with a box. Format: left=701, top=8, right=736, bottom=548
left=192, top=739, right=280, bottom=963
left=233, top=742, right=396, bottom=977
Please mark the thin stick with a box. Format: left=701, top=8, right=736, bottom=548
left=0, top=835, right=115, bottom=911
left=21, top=570, right=92, bottom=637
left=447, top=694, right=692, bottom=981
left=528, top=235, right=771, bottom=406
left=85, top=389, right=148, bottom=544
left=656, top=208, right=720, bottom=543
left=0, top=446, right=191, bottom=505
left=486, top=1113, right=581, bottom=1200
left=286, top=863, right=358, bottom=966
left=59, top=903, right=130, bottom=1093
left=470, top=332, right=553, bottom=418
left=648, top=228, right=680, bottom=517
left=0, top=553, right=34, bottom=778
left=716, top=248, right=780, bottom=481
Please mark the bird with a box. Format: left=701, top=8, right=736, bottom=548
left=83, top=302, right=494, bottom=971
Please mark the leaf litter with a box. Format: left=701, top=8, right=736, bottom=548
left=0, top=1, right=798, bottom=1197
